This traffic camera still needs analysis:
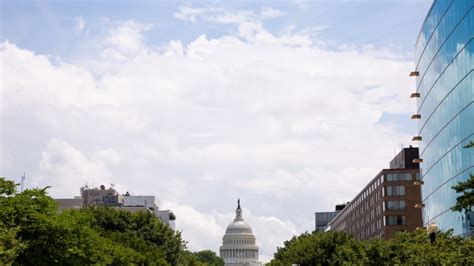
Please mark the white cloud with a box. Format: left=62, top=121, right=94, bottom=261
left=1, top=18, right=416, bottom=261
left=75, top=16, right=86, bottom=31
left=34, top=138, right=124, bottom=197
left=173, top=6, right=285, bottom=25
left=173, top=6, right=222, bottom=23
left=105, top=20, right=151, bottom=55
left=259, top=7, right=286, bottom=19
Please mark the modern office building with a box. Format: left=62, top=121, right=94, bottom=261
left=326, top=147, right=423, bottom=240
left=410, top=0, right=473, bottom=236
left=315, top=204, right=346, bottom=231
left=220, top=200, right=261, bottom=266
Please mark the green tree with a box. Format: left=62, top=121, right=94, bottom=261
left=451, top=141, right=474, bottom=213
left=269, top=231, right=365, bottom=265
left=269, top=229, right=474, bottom=265
left=193, top=249, right=225, bottom=266
left=0, top=224, right=25, bottom=265
left=81, top=205, right=185, bottom=264
left=0, top=177, right=190, bottom=265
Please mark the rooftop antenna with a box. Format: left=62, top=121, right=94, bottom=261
left=20, top=172, right=26, bottom=192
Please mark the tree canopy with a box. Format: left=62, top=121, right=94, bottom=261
left=268, top=230, right=474, bottom=265
left=0, top=177, right=219, bottom=265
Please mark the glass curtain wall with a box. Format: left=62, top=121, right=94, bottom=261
left=414, top=0, right=474, bottom=236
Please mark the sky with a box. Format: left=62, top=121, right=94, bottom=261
left=1, top=0, right=432, bottom=262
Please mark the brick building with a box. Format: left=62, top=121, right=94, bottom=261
left=326, top=147, right=423, bottom=240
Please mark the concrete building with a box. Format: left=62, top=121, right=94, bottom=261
left=326, top=147, right=423, bottom=240
left=220, top=200, right=261, bottom=266
left=411, top=0, right=473, bottom=236
left=55, top=196, right=83, bottom=210
left=54, top=185, right=176, bottom=228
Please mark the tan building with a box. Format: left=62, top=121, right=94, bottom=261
left=327, top=147, right=423, bottom=240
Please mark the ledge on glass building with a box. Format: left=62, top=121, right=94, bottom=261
left=411, top=114, right=421, bottom=119
left=409, top=71, right=419, bottom=77
left=414, top=203, right=425, bottom=208
left=413, top=180, right=424, bottom=186
left=412, top=158, right=423, bottom=163
left=412, top=135, right=422, bottom=141
left=410, top=92, right=421, bottom=98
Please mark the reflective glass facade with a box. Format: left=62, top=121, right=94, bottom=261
left=414, top=0, right=474, bottom=236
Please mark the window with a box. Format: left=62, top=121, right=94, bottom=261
left=386, top=200, right=406, bottom=211
left=386, top=186, right=405, bottom=196
left=386, top=173, right=412, bottom=181
left=416, top=172, right=421, bottom=180
left=386, top=215, right=406, bottom=225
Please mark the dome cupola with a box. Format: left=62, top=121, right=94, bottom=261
left=219, top=199, right=262, bottom=266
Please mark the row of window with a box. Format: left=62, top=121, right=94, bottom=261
left=331, top=173, right=414, bottom=229
left=386, top=173, right=412, bottom=181
left=385, top=215, right=407, bottom=226
left=386, top=200, right=406, bottom=211
left=221, top=249, right=258, bottom=259
left=223, top=238, right=254, bottom=245
left=358, top=215, right=408, bottom=238
left=386, top=185, right=405, bottom=196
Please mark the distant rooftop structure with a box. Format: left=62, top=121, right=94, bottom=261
left=54, top=184, right=175, bottom=228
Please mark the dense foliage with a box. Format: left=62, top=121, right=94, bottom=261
left=268, top=230, right=474, bottom=265
left=0, top=177, right=221, bottom=265
left=452, top=140, right=474, bottom=213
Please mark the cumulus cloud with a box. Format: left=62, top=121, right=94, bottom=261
left=34, top=138, right=124, bottom=197
left=105, top=20, right=151, bottom=56
left=1, top=18, right=416, bottom=262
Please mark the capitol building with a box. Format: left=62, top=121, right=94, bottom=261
left=220, top=200, right=262, bottom=266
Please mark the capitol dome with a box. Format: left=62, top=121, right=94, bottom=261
left=220, top=200, right=262, bottom=266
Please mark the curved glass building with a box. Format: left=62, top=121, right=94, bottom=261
left=413, top=0, right=473, bottom=236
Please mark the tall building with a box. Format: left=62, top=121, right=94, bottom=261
left=315, top=204, right=346, bottom=231
left=411, top=0, right=473, bottom=236
left=327, top=147, right=423, bottom=240
left=220, top=200, right=261, bottom=266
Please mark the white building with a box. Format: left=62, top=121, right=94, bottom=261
left=220, top=200, right=262, bottom=266
left=55, top=186, right=175, bottom=228
left=123, top=195, right=156, bottom=209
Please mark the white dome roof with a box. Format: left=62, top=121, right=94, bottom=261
left=225, top=220, right=253, bottom=234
